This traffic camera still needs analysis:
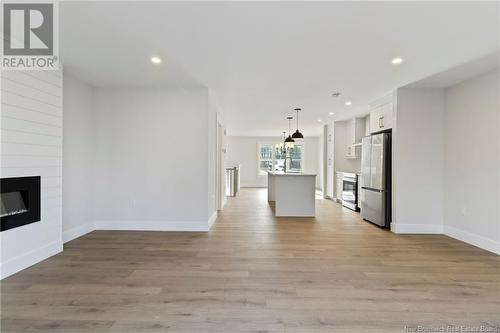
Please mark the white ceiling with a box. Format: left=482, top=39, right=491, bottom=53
left=60, top=1, right=499, bottom=136
left=406, top=52, right=499, bottom=89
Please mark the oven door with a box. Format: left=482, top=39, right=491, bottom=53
left=342, top=178, right=358, bottom=211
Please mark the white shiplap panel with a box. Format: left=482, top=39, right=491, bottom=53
left=1, top=142, right=61, bottom=157
left=0, top=155, right=62, bottom=168
left=42, top=186, right=62, bottom=199
left=2, top=78, right=61, bottom=105
left=29, top=70, right=62, bottom=83
left=42, top=196, right=62, bottom=210
left=2, top=103, right=62, bottom=127
left=1, top=117, right=62, bottom=137
left=41, top=176, right=62, bottom=188
left=0, top=166, right=61, bottom=178
left=2, top=75, right=61, bottom=98
left=2, top=70, right=62, bottom=88
left=0, top=68, right=63, bottom=279
left=2, top=71, right=61, bottom=95
left=2, top=90, right=61, bottom=117
left=1, top=129, right=62, bottom=146
left=41, top=209, right=62, bottom=224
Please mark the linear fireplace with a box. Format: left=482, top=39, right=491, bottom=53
left=1, top=176, right=41, bottom=232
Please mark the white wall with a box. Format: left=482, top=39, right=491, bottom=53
left=207, top=94, right=226, bottom=222
left=0, top=70, right=63, bottom=279
left=392, top=88, right=446, bottom=233
left=91, top=87, right=212, bottom=230
left=317, top=129, right=324, bottom=193
left=207, top=95, right=217, bottom=220
left=333, top=121, right=361, bottom=173
left=392, top=68, right=500, bottom=254
left=226, top=136, right=320, bottom=188
left=443, top=69, right=499, bottom=253
left=325, top=124, right=334, bottom=198
left=62, top=72, right=94, bottom=242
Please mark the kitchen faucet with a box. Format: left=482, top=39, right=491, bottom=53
left=283, top=155, right=291, bottom=173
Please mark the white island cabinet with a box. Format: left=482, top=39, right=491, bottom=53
left=267, top=171, right=316, bottom=217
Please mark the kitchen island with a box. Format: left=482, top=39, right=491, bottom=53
left=267, top=171, right=316, bottom=217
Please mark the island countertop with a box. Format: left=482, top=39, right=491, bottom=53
left=266, top=170, right=317, bottom=177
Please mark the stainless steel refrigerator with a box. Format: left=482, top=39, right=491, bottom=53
left=360, top=132, right=391, bottom=228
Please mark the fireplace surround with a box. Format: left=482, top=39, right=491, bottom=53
left=1, top=176, right=41, bottom=232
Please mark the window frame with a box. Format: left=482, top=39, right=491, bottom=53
left=288, top=143, right=304, bottom=172
left=257, top=142, right=274, bottom=176
left=257, top=141, right=305, bottom=176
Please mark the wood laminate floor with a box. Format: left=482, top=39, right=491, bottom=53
left=1, top=188, right=499, bottom=333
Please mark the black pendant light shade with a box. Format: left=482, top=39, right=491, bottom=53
left=291, top=108, right=304, bottom=139
left=292, top=129, right=303, bottom=139
left=285, top=135, right=295, bottom=143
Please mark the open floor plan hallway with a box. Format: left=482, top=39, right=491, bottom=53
left=1, top=189, right=499, bottom=332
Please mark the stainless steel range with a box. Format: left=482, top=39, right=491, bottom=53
left=342, top=172, right=359, bottom=211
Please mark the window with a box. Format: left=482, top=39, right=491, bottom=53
left=289, top=144, right=303, bottom=172
left=258, top=142, right=304, bottom=175
left=258, top=143, right=273, bottom=175
left=274, top=145, right=286, bottom=172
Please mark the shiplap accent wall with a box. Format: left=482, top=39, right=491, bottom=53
left=0, top=69, right=63, bottom=279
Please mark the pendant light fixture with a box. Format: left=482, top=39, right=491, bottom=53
left=284, top=116, right=295, bottom=143
left=291, top=108, right=304, bottom=139
left=276, top=131, right=286, bottom=154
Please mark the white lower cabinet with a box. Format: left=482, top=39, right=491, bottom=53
left=336, top=172, right=343, bottom=202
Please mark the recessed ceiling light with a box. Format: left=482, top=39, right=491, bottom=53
left=345, top=101, right=352, bottom=106
left=329, top=112, right=335, bottom=115
left=317, top=119, right=322, bottom=123
left=151, top=56, right=162, bottom=64
left=391, top=57, right=403, bottom=65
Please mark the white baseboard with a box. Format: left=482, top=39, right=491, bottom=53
left=208, top=212, right=218, bottom=230
left=94, top=220, right=210, bottom=232
left=444, top=225, right=500, bottom=255
left=63, top=222, right=95, bottom=243
left=0, top=240, right=63, bottom=279
left=391, top=223, right=443, bottom=234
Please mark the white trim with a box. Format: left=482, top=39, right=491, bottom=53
left=93, top=220, right=210, bottom=232
left=208, top=211, right=218, bottom=230
left=0, top=240, right=63, bottom=279
left=391, top=223, right=443, bottom=234
left=391, top=223, right=499, bottom=255
left=241, top=184, right=267, bottom=188
left=444, top=225, right=500, bottom=255
left=63, top=222, right=95, bottom=243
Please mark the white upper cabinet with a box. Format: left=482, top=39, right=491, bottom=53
left=369, top=93, right=394, bottom=133
left=364, top=115, right=371, bottom=136
left=345, top=118, right=366, bottom=159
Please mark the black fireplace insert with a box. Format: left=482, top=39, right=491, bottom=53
left=1, top=176, right=41, bottom=232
